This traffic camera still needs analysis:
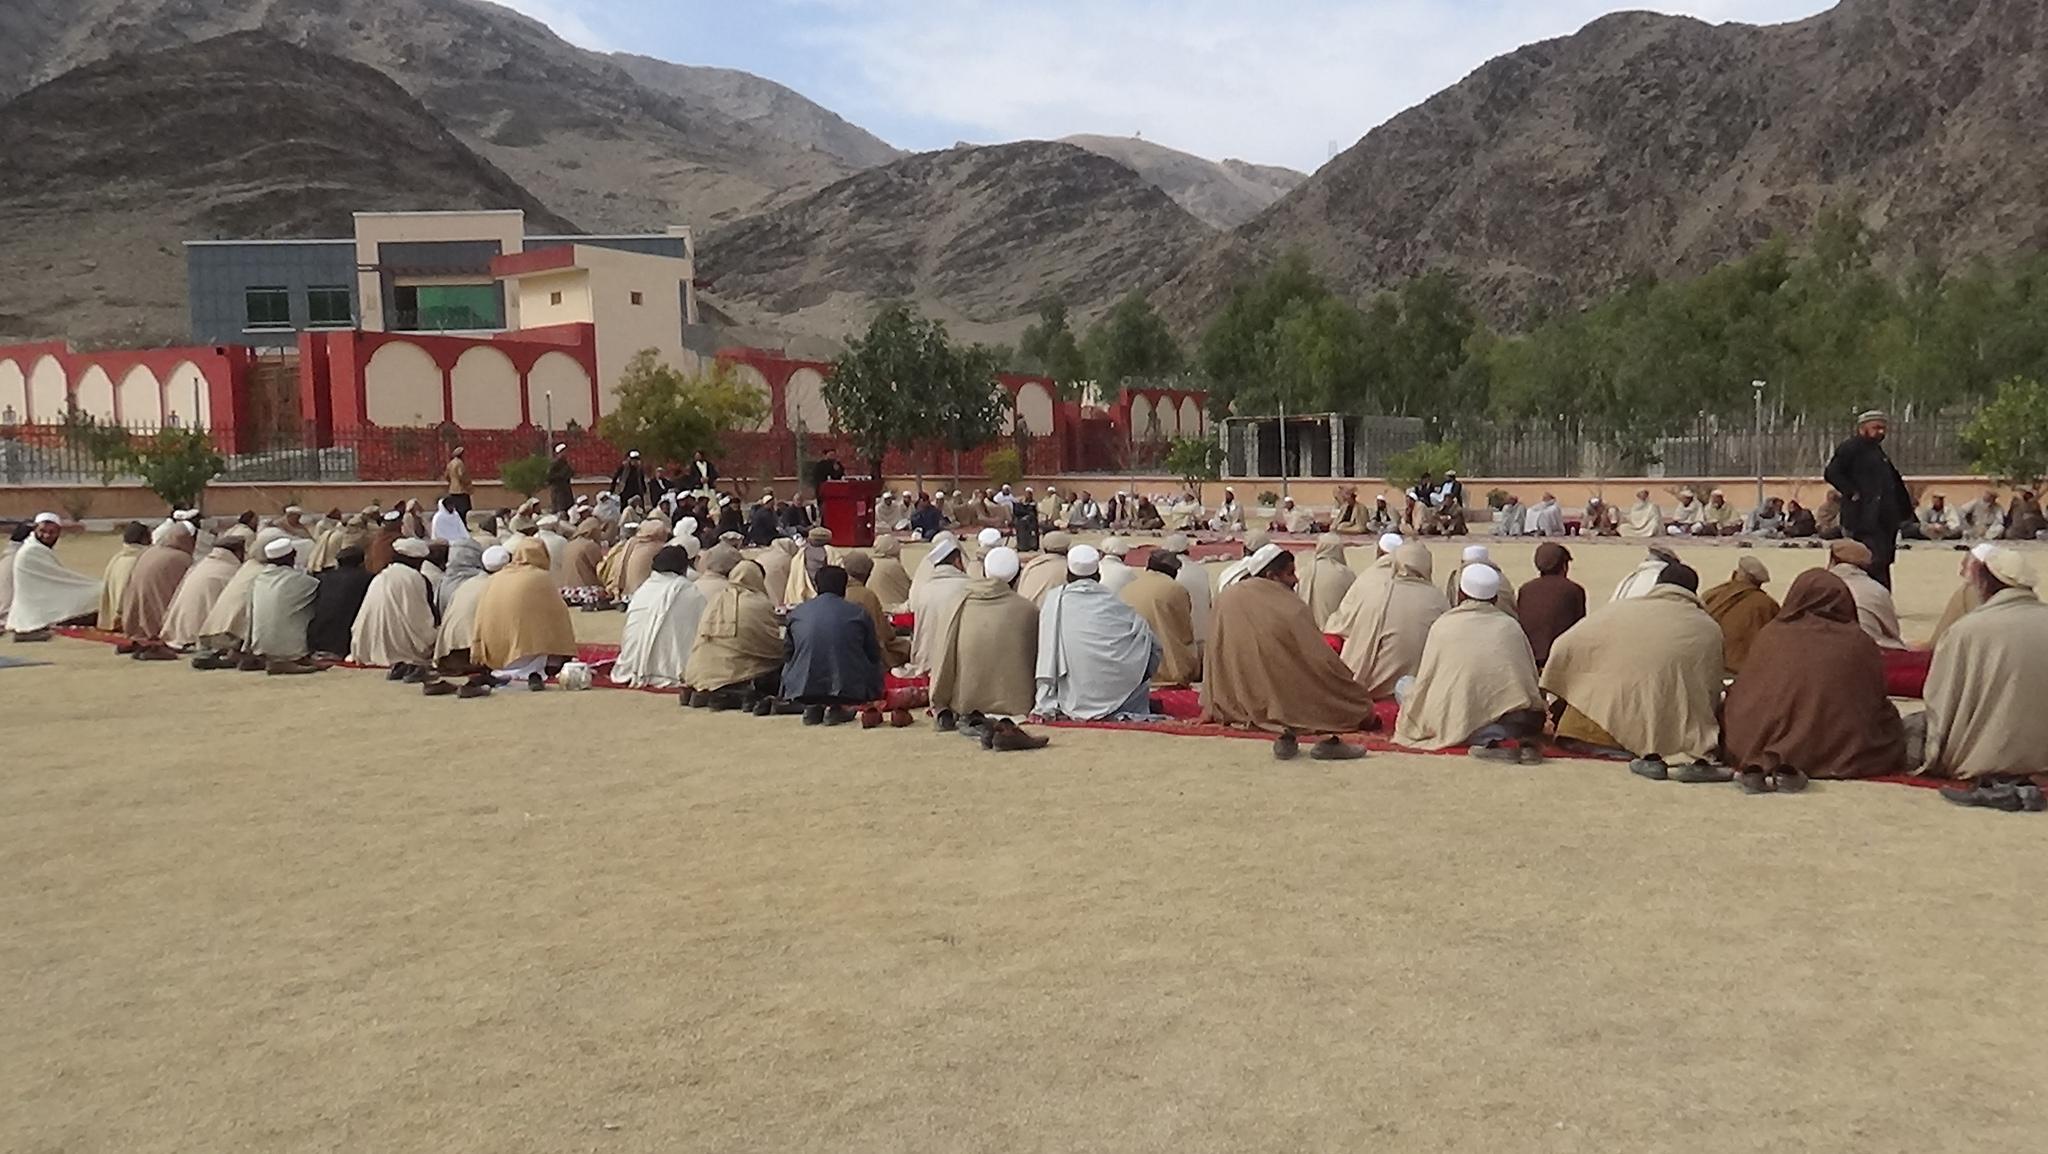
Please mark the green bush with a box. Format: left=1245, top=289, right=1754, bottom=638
left=984, top=446, right=1024, bottom=489
left=1163, top=436, right=1223, bottom=486
left=1965, top=376, right=2048, bottom=488
left=131, top=427, right=223, bottom=511
left=1382, top=441, right=1461, bottom=491
left=500, top=453, right=552, bottom=497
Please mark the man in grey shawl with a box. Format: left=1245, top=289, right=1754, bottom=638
left=247, top=535, right=323, bottom=673
left=1033, top=544, right=1159, bottom=719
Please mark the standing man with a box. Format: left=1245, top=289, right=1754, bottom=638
left=546, top=442, right=575, bottom=515
left=809, top=447, right=846, bottom=497
left=611, top=450, right=649, bottom=505
left=1824, top=410, right=1913, bottom=589
left=689, top=449, right=719, bottom=492
left=444, top=446, right=472, bottom=521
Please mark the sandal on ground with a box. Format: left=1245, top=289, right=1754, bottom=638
left=1941, top=783, right=2025, bottom=812
left=1774, top=768, right=1811, bottom=793
left=1671, top=763, right=1734, bottom=785
left=1272, top=728, right=1300, bottom=761
left=1468, top=741, right=1519, bottom=763
left=1736, top=769, right=1775, bottom=794
left=1629, top=757, right=1669, bottom=781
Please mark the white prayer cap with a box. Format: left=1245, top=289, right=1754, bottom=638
left=1983, top=546, right=2036, bottom=589
left=678, top=535, right=703, bottom=558
left=554, top=442, right=568, bottom=453
left=628, top=450, right=641, bottom=459
left=902, top=489, right=914, bottom=498
left=1248, top=543, right=1288, bottom=576
left=680, top=516, right=699, bottom=536
left=482, top=546, right=511, bottom=572
left=1067, top=544, right=1102, bottom=577
left=1972, top=542, right=1999, bottom=563
left=283, top=505, right=303, bottom=515
left=1101, top=536, right=1130, bottom=557
left=538, top=514, right=562, bottom=528
left=393, top=537, right=430, bottom=559
left=33, top=511, right=60, bottom=525
left=978, top=527, right=1003, bottom=548
left=1378, top=532, right=1406, bottom=554
left=985, top=546, right=1021, bottom=582
left=1462, top=544, right=1490, bottom=564
left=929, top=536, right=960, bottom=564
left=1459, top=564, right=1501, bottom=601
left=1163, top=533, right=1191, bottom=554
left=263, top=537, right=297, bottom=560
left=174, top=508, right=198, bottom=520
left=383, top=509, right=402, bottom=523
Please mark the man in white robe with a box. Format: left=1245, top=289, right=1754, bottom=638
left=1613, top=544, right=1681, bottom=602
left=1620, top=489, right=1664, bottom=538
left=7, top=514, right=103, bottom=639
left=614, top=545, right=708, bottom=689
left=1914, top=547, right=2048, bottom=809
left=1215, top=530, right=1274, bottom=594
left=1528, top=493, right=1567, bottom=537
left=351, top=537, right=438, bottom=669
left=1034, top=545, right=1159, bottom=719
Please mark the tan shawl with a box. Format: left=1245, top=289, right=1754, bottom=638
left=1015, top=551, right=1069, bottom=607
left=97, top=542, right=146, bottom=631
left=685, top=560, right=783, bottom=690
left=1201, top=574, right=1379, bottom=734
left=930, top=576, right=1039, bottom=716
left=121, top=542, right=194, bottom=642
left=1394, top=600, right=1544, bottom=750
left=866, top=538, right=913, bottom=609
left=1119, top=569, right=1201, bottom=686
left=1540, top=584, right=1724, bottom=761
left=1327, top=543, right=1449, bottom=698
left=1298, top=534, right=1356, bottom=630
left=618, top=521, right=668, bottom=598
left=562, top=520, right=605, bottom=588
left=349, top=562, right=437, bottom=667
left=1830, top=563, right=1907, bottom=649
left=908, top=563, right=972, bottom=675
left=598, top=536, right=633, bottom=595
left=1919, top=586, right=2048, bottom=780
left=305, top=519, right=369, bottom=572
left=435, top=570, right=491, bottom=661
left=1931, top=579, right=1982, bottom=649
left=1621, top=500, right=1663, bottom=538
left=472, top=538, right=578, bottom=669
left=200, top=528, right=289, bottom=650
left=160, top=546, right=242, bottom=647
left=1701, top=576, right=1780, bottom=672
left=755, top=539, right=797, bottom=609
left=1444, top=562, right=1518, bottom=621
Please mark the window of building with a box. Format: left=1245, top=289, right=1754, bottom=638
left=244, top=286, right=291, bottom=330
left=392, top=284, right=504, bottom=331
left=630, top=291, right=644, bottom=306
left=550, top=291, right=563, bottom=306
left=306, top=286, right=353, bottom=328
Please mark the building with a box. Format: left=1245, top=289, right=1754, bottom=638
left=185, top=209, right=697, bottom=347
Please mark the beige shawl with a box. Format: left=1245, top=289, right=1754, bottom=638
left=160, top=546, right=242, bottom=648
left=1327, top=543, right=1449, bottom=698
left=930, top=576, right=1039, bottom=716
left=685, top=560, right=782, bottom=690
left=618, top=521, right=669, bottom=599
left=1931, top=579, right=1983, bottom=650
left=121, top=542, right=194, bottom=642
left=472, top=538, right=579, bottom=669
left=1119, top=569, right=1201, bottom=686
left=435, top=570, right=491, bottom=661
left=1830, top=563, right=1907, bottom=650
left=1298, top=534, right=1356, bottom=630
left=562, top=519, right=606, bottom=588
left=908, top=563, right=972, bottom=675
left=348, top=562, right=437, bottom=667
left=1620, top=500, right=1663, bottom=538
left=755, top=539, right=797, bottom=609
left=1444, top=563, right=1519, bottom=621
left=97, top=542, right=146, bottom=631
left=1919, top=587, right=2048, bottom=780
left=1014, top=551, right=1069, bottom=607
left=1540, top=584, right=1724, bottom=761
left=200, top=528, right=289, bottom=649
left=865, top=538, right=913, bottom=609
left=1394, top=600, right=1544, bottom=751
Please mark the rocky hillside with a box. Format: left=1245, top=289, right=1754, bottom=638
left=1063, top=134, right=1306, bottom=229
left=0, top=0, right=854, bottom=232
left=610, top=54, right=904, bottom=170
left=1166, top=0, right=2048, bottom=326
left=702, top=142, right=1215, bottom=344
left=0, top=34, right=575, bottom=348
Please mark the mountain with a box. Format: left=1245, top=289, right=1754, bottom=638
left=1165, top=0, right=2048, bottom=327
left=0, top=0, right=857, bottom=232
left=0, top=34, right=574, bottom=348
left=609, top=54, right=905, bottom=170
left=701, top=142, right=1215, bottom=344
left=1062, top=134, right=1307, bottom=229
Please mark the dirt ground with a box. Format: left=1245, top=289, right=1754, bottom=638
left=6, top=531, right=2046, bottom=1152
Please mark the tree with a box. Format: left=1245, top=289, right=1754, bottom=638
left=596, top=350, right=768, bottom=468
left=1381, top=441, right=1461, bottom=492
left=1198, top=248, right=1331, bottom=412
left=1965, top=376, right=2048, bottom=487
left=130, top=427, right=223, bottom=511
left=1164, top=436, right=1223, bottom=487
left=937, top=342, right=1008, bottom=487
left=500, top=453, right=551, bottom=498
left=825, top=301, right=973, bottom=478
left=1083, top=291, right=1183, bottom=388
left=1243, top=295, right=1367, bottom=414
left=59, top=410, right=135, bottom=486
left=1016, top=296, right=1089, bottom=396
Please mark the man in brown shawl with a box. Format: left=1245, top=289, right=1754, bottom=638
left=1910, top=547, right=2048, bottom=810
left=96, top=521, right=152, bottom=631
left=561, top=518, right=607, bottom=589
left=365, top=510, right=403, bottom=574
left=1722, top=569, right=1906, bottom=792
left=1516, top=542, right=1585, bottom=667
left=160, top=532, right=248, bottom=649
left=117, top=522, right=197, bottom=657
left=841, top=551, right=912, bottom=668
left=616, top=519, right=669, bottom=599
left=1326, top=541, right=1448, bottom=699
left=1701, top=555, right=1779, bottom=673
left=929, top=546, right=1037, bottom=720
left=1119, top=551, right=1201, bottom=686
left=1297, top=533, right=1356, bottom=630
left=865, top=536, right=914, bottom=609
left=1201, top=546, right=1377, bottom=752
left=1541, top=563, right=1729, bottom=781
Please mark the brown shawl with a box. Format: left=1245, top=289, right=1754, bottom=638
left=562, top=520, right=606, bottom=588
left=1721, top=570, right=1906, bottom=780
left=365, top=525, right=400, bottom=574
left=1119, top=569, right=1201, bottom=686
left=97, top=542, right=146, bottom=631
left=618, top=521, right=668, bottom=598
left=472, top=538, right=579, bottom=668
left=159, top=546, right=242, bottom=648
left=1201, top=574, right=1379, bottom=734
left=120, top=542, right=194, bottom=642
left=1516, top=549, right=1585, bottom=666
left=929, top=576, right=1039, bottom=716
left=1701, top=575, right=1781, bottom=673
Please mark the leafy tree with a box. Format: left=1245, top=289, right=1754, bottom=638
left=596, top=350, right=769, bottom=468
left=1164, top=436, right=1223, bottom=486
left=500, top=453, right=551, bottom=498
left=131, top=427, right=223, bottom=511
left=1083, top=291, right=1183, bottom=388
left=937, top=342, right=1008, bottom=487
left=1381, top=441, right=1460, bottom=492
left=60, top=410, right=135, bottom=486
left=1198, top=248, right=1331, bottom=412
left=983, top=446, right=1024, bottom=489
left=1246, top=295, right=1367, bottom=414
left=1016, top=296, right=1089, bottom=396
left=826, top=301, right=1000, bottom=479
left=1965, top=376, right=2048, bottom=487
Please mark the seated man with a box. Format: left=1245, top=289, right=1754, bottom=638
left=1695, top=490, right=1742, bottom=537
left=1330, top=487, right=1366, bottom=534
left=1540, top=562, right=1729, bottom=781
left=2007, top=489, right=2047, bottom=541
left=1517, top=542, right=1585, bottom=667
left=1620, top=490, right=1664, bottom=538
left=1271, top=497, right=1312, bottom=535
left=1827, top=539, right=1907, bottom=650
left=1905, top=493, right=1959, bottom=541
left=1097, top=537, right=1138, bottom=594
left=1782, top=499, right=1818, bottom=538
left=614, top=546, right=706, bottom=690
left=1612, top=543, right=1680, bottom=601
left=685, top=559, right=784, bottom=710
left=350, top=537, right=439, bottom=673
left=1327, top=542, right=1447, bottom=699
left=839, top=552, right=911, bottom=669
left=436, top=544, right=507, bottom=673
left=782, top=565, right=885, bottom=725
left=1443, top=544, right=1517, bottom=621
left=1701, top=556, right=1779, bottom=673
left=1014, top=531, right=1073, bottom=605
left=196, top=527, right=292, bottom=665
left=247, top=536, right=323, bottom=674
left=97, top=521, right=152, bottom=632
left=908, top=536, right=973, bottom=674
left=864, top=535, right=914, bottom=609
left=1364, top=494, right=1398, bottom=535
left=1201, top=546, right=1375, bottom=756
left=1723, top=570, right=1906, bottom=791
left=7, top=513, right=102, bottom=640
left=472, top=538, right=579, bottom=685
left=1743, top=497, right=1786, bottom=538
left=1669, top=490, right=1704, bottom=535
left=119, top=522, right=196, bottom=656
left=1527, top=493, right=1567, bottom=537
left=1120, top=550, right=1201, bottom=686
left=309, top=545, right=374, bottom=660
left=1493, top=494, right=1526, bottom=537
left=930, top=546, right=1039, bottom=722
left=1911, top=546, right=2048, bottom=810
left=1582, top=496, right=1619, bottom=536
left=1959, top=489, right=2006, bottom=541
left=1034, top=546, right=1159, bottom=720
left=1215, top=530, right=1274, bottom=594
left=1394, top=565, right=1545, bottom=759
left=1298, top=533, right=1356, bottom=631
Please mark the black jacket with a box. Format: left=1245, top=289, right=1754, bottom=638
left=308, top=564, right=373, bottom=657
left=611, top=462, right=648, bottom=502
left=781, top=594, right=883, bottom=704
left=1824, top=435, right=1912, bottom=537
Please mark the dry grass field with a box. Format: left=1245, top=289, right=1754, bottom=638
left=6, top=531, right=2046, bottom=1153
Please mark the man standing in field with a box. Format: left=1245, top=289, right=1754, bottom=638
left=546, top=442, right=575, bottom=514
left=444, top=447, right=471, bottom=520
left=1824, top=410, right=1913, bottom=589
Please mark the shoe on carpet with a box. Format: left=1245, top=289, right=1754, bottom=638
left=527, top=673, right=547, bottom=692
left=1941, top=783, right=2025, bottom=812
left=1671, top=763, right=1734, bottom=785
left=234, top=651, right=263, bottom=672
left=802, top=704, right=827, bottom=726
left=1774, top=768, right=1811, bottom=794
left=458, top=684, right=493, bottom=699
left=12, top=628, right=52, bottom=642
left=422, top=679, right=458, bottom=697
left=989, top=719, right=1050, bottom=751
left=825, top=707, right=858, bottom=726
left=1272, top=728, right=1300, bottom=761
left=1468, top=741, right=1518, bottom=763
left=191, top=652, right=233, bottom=671
left=386, top=663, right=411, bottom=682
left=403, top=665, right=433, bottom=684
left=934, top=708, right=958, bottom=733
left=859, top=707, right=883, bottom=729
left=1736, top=769, right=1774, bottom=795
left=1309, top=737, right=1367, bottom=761
left=1517, top=744, right=1546, bottom=766
left=1629, top=757, right=1670, bottom=781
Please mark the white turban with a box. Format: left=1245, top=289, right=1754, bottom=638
left=383, top=510, right=402, bottom=523
left=1983, top=546, right=2036, bottom=589
left=978, top=527, right=1003, bottom=548
left=262, top=537, right=297, bottom=560
left=1972, top=542, right=1999, bottom=563
left=984, top=546, right=1021, bottom=582
left=482, top=546, right=511, bottom=572
left=1378, top=532, right=1405, bottom=555
left=1163, top=533, right=1191, bottom=554
left=1100, top=536, right=1130, bottom=557
left=1462, top=544, right=1490, bottom=564
left=1248, top=543, right=1288, bottom=576
left=1067, top=544, right=1102, bottom=577
left=929, top=536, right=960, bottom=564
left=393, top=538, right=430, bottom=559
left=33, top=512, right=60, bottom=525
left=1459, top=564, right=1502, bottom=601
left=538, top=514, right=562, bottom=529
left=680, top=516, right=699, bottom=537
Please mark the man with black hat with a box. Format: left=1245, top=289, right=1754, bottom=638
left=546, top=442, right=575, bottom=515
left=1824, top=410, right=1914, bottom=589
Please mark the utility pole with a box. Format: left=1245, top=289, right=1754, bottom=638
left=1752, top=380, right=1767, bottom=512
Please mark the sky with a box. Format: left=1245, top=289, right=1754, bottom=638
left=494, top=0, right=1835, bottom=173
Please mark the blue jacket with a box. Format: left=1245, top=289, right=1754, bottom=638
left=781, top=594, right=884, bottom=703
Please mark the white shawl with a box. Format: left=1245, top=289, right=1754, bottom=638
left=350, top=565, right=437, bottom=666
left=1033, top=580, right=1157, bottom=719
left=7, top=539, right=102, bottom=633
left=614, top=571, right=708, bottom=689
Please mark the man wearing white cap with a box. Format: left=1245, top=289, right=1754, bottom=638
left=1159, top=534, right=1211, bottom=654
left=546, top=442, right=575, bottom=514
left=1096, top=536, right=1138, bottom=594
left=611, top=450, right=649, bottom=505
left=1034, top=545, right=1159, bottom=719
left=248, top=535, right=323, bottom=673
left=930, top=545, right=1039, bottom=724
left=6, top=513, right=102, bottom=640
left=907, top=534, right=972, bottom=675
left=277, top=506, right=316, bottom=541
left=970, top=526, right=1005, bottom=578
left=1394, top=564, right=1545, bottom=759
left=194, top=527, right=293, bottom=666
left=535, top=514, right=571, bottom=586
left=351, top=537, right=438, bottom=672
left=1444, top=543, right=1517, bottom=620
left=1273, top=496, right=1310, bottom=535
left=430, top=497, right=468, bottom=545
left=1203, top=544, right=1375, bottom=752
left=1914, top=546, right=2048, bottom=810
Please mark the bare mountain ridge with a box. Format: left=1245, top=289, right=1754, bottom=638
left=609, top=54, right=905, bottom=170
left=0, top=34, right=574, bottom=347
left=1165, top=0, right=2048, bottom=328
left=1061, top=134, right=1307, bottom=229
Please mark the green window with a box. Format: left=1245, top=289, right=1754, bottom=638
left=245, top=286, right=291, bottom=329
left=307, top=286, right=353, bottom=328
left=394, top=284, right=503, bottom=331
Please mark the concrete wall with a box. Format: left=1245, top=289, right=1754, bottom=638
left=0, top=342, right=246, bottom=435
left=354, top=211, right=525, bottom=333
left=185, top=240, right=357, bottom=346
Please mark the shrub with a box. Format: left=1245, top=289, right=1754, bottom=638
left=500, top=453, right=551, bottom=498
left=1382, top=441, right=1461, bottom=491
left=1257, top=490, right=1281, bottom=507
left=131, top=427, right=224, bottom=511
left=983, top=446, right=1023, bottom=489
left=1163, top=436, right=1222, bottom=486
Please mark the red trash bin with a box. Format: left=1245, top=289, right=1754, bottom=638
left=819, top=478, right=885, bottom=547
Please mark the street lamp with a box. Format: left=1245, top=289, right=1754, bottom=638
left=1752, top=380, right=1767, bottom=511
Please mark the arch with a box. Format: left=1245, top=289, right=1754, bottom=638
left=1179, top=396, right=1203, bottom=436
left=1129, top=395, right=1155, bottom=441
left=163, top=361, right=213, bottom=428
left=527, top=351, right=592, bottom=431
left=450, top=346, right=523, bottom=429
left=1014, top=381, right=1054, bottom=439
left=72, top=366, right=117, bottom=423
left=784, top=367, right=830, bottom=435
left=0, top=359, right=25, bottom=422
left=728, top=363, right=773, bottom=431
left=27, top=355, right=66, bottom=423
left=117, top=365, right=163, bottom=425
left=364, top=341, right=443, bottom=426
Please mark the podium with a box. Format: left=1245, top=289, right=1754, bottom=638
left=819, top=477, right=885, bottom=547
